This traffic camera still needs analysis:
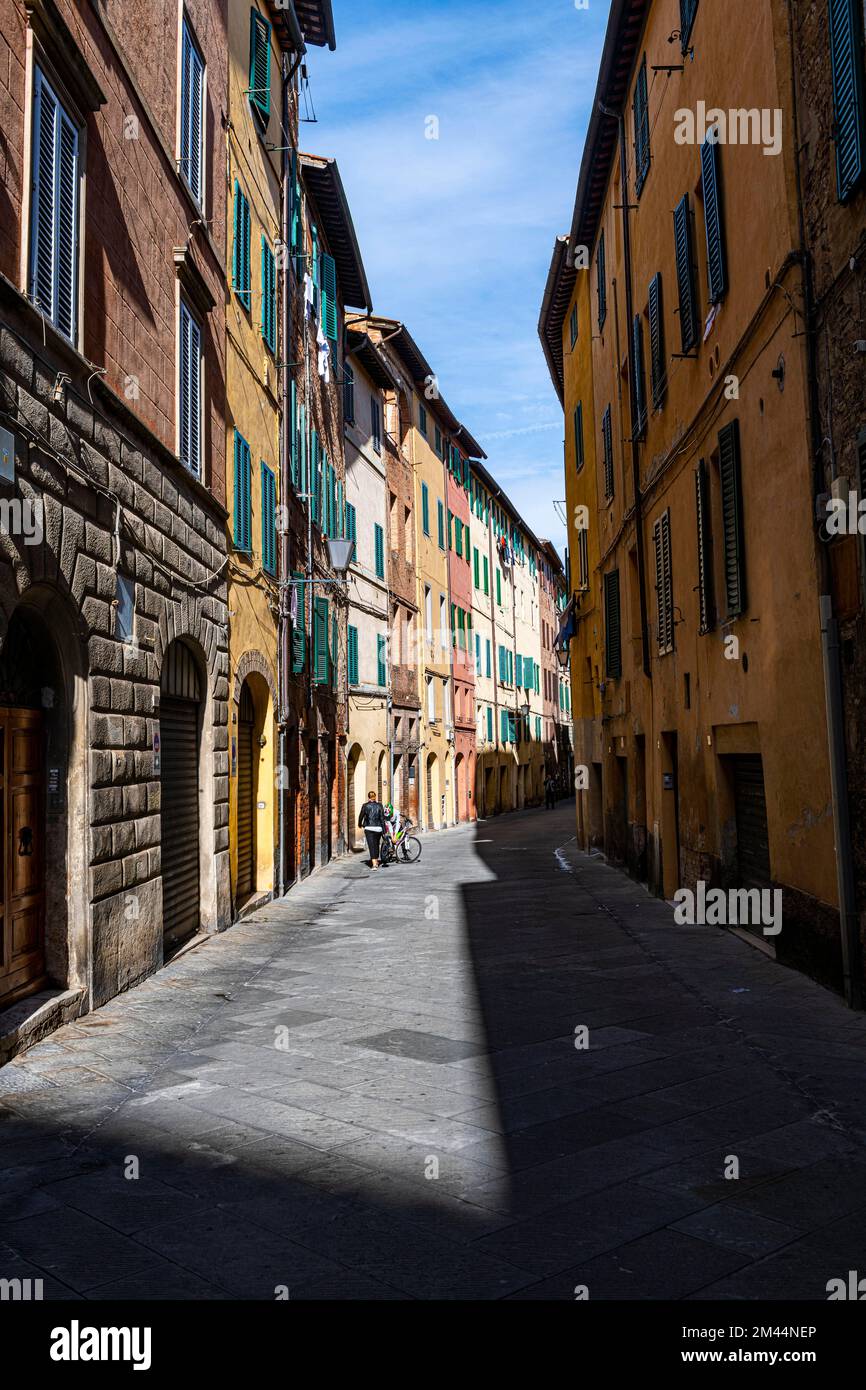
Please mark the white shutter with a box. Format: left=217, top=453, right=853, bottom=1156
left=30, top=69, right=79, bottom=343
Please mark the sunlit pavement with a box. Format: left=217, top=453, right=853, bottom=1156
left=3, top=801, right=866, bottom=1300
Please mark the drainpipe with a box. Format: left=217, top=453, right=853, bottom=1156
left=785, top=7, right=862, bottom=1007
left=603, top=101, right=650, bottom=679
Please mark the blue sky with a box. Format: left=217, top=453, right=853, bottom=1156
left=305, top=0, right=610, bottom=556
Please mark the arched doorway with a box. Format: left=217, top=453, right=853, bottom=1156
left=160, top=640, right=202, bottom=950
left=347, top=743, right=366, bottom=850
left=236, top=681, right=255, bottom=905
left=426, top=753, right=438, bottom=830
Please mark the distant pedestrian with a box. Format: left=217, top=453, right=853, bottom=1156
left=544, top=776, right=556, bottom=811
left=358, top=791, right=386, bottom=869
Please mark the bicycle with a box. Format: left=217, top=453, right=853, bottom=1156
left=380, top=819, right=422, bottom=865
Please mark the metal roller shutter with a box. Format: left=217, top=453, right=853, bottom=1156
left=733, top=754, right=772, bottom=895
left=160, top=696, right=200, bottom=948
left=236, top=684, right=254, bottom=904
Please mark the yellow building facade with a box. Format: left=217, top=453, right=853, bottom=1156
left=225, top=0, right=283, bottom=912
left=541, top=0, right=842, bottom=988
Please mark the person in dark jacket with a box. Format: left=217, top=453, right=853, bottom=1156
left=358, top=791, right=386, bottom=869
left=545, top=775, right=556, bottom=810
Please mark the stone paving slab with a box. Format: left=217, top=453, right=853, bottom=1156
left=2, top=804, right=866, bottom=1298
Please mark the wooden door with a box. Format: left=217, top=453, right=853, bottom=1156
left=0, top=708, right=45, bottom=1004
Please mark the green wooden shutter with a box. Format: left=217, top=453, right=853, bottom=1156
left=346, top=503, right=356, bottom=542
left=653, top=509, right=673, bottom=654
left=487, top=707, right=493, bottom=742
left=633, top=56, right=650, bottom=196
left=483, top=555, right=489, bottom=594
left=516, top=654, right=523, bottom=688
left=348, top=625, right=358, bottom=685
left=374, top=523, right=384, bottom=578
left=701, top=137, right=727, bottom=303
left=249, top=7, right=271, bottom=118
left=648, top=272, right=666, bottom=410
left=674, top=194, right=698, bottom=353
left=261, top=237, right=277, bottom=352
left=331, top=612, right=338, bottom=690
left=574, top=402, right=585, bottom=471
left=310, top=428, right=320, bottom=522
left=422, top=483, right=430, bottom=535
left=313, top=597, right=330, bottom=684
left=233, top=431, right=251, bottom=552
left=719, top=419, right=746, bottom=618
left=233, top=183, right=251, bottom=309
left=695, top=459, right=715, bottom=634
left=292, top=571, right=306, bottom=672
left=632, top=314, right=648, bottom=438
left=377, top=634, right=387, bottom=687
left=829, top=0, right=866, bottom=202
left=455, top=518, right=463, bottom=558
left=261, top=462, right=276, bottom=574
left=604, top=569, right=622, bottom=678
left=473, top=547, right=480, bottom=588
left=597, top=229, right=607, bottom=330
left=602, top=405, right=614, bottom=498
left=437, top=499, right=445, bottom=549
left=320, top=252, right=338, bottom=342
left=290, top=379, right=298, bottom=486
left=496, top=569, right=502, bottom=606
left=336, top=480, right=344, bottom=537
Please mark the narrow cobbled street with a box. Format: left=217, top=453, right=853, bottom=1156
left=3, top=804, right=866, bottom=1301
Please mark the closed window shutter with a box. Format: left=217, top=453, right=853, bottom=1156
left=437, top=500, right=444, bottom=549
left=290, top=379, right=298, bottom=487
left=249, top=8, right=271, bottom=119
left=348, top=625, right=358, bottom=686
left=578, top=526, right=589, bottom=590
left=374, top=524, right=384, bottom=577
left=597, top=229, right=607, bottom=330
left=719, top=419, right=746, bottom=618
left=310, top=428, right=319, bottom=522
left=179, top=302, right=201, bottom=476
left=701, top=137, right=727, bottom=303
left=574, top=402, right=584, bottom=471
left=604, top=569, right=622, bottom=678
left=829, top=0, right=866, bottom=202
left=486, top=640, right=491, bottom=677
left=633, top=56, right=650, bottom=195
left=343, top=360, right=354, bottom=423
left=233, top=432, right=252, bottom=551
left=377, top=634, right=387, bottom=687
left=516, top=654, right=523, bottom=688
left=483, top=555, right=489, bottom=594
left=653, top=510, right=673, bottom=654
left=291, top=571, right=306, bottom=672
left=648, top=272, right=666, bottom=410
left=674, top=194, right=698, bottom=353
left=31, top=70, right=79, bottom=343
left=602, top=405, right=614, bottom=499
left=336, top=480, right=344, bottom=537
left=695, top=458, right=715, bottom=633
left=314, top=597, right=330, bottom=684
left=422, top=483, right=430, bottom=534
left=234, top=183, right=251, bottom=308
left=261, top=237, right=276, bottom=352
left=180, top=24, right=203, bottom=202
left=455, top=519, right=463, bottom=558
left=632, top=314, right=648, bottom=437
left=261, top=462, right=276, bottom=574
left=346, top=503, right=356, bottom=542
left=320, top=252, right=338, bottom=343
left=487, top=707, right=493, bottom=742
left=680, top=0, right=699, bottom=48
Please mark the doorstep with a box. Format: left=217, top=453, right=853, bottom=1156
left=0, top=986, right=87, bottom=1067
